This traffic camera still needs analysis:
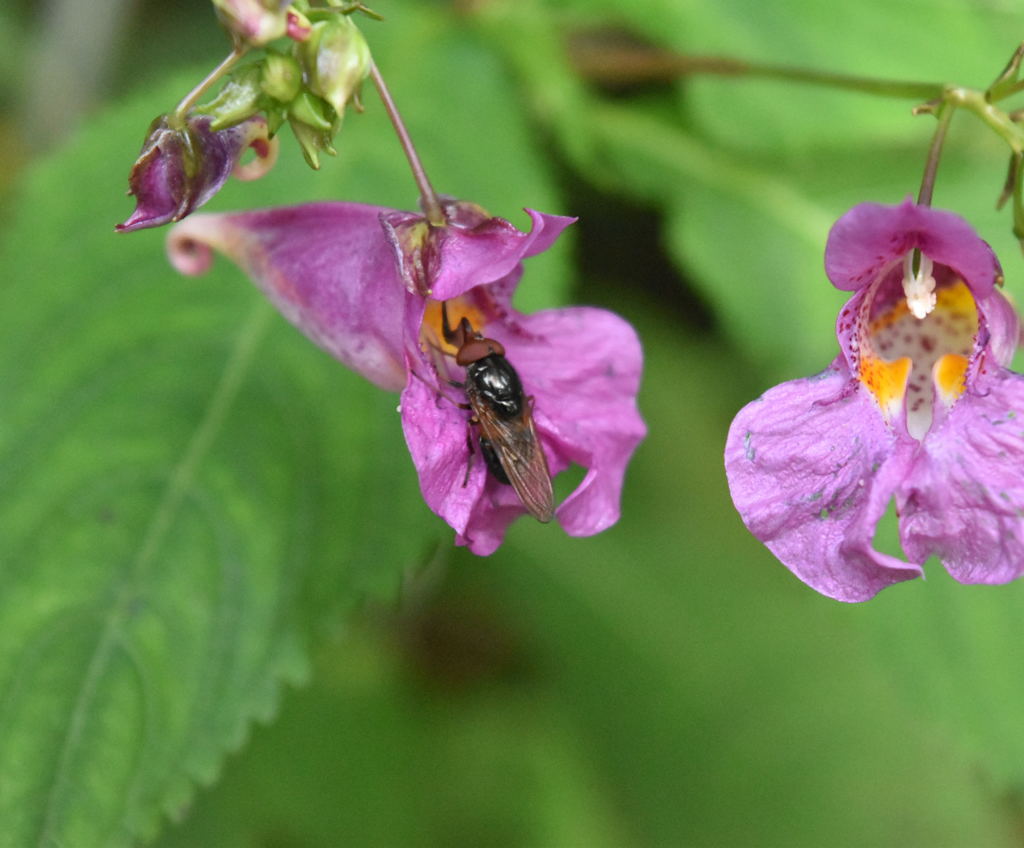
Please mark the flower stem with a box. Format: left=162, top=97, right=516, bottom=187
left=369, top=62, right=446, bottom=226
left=171, top=46, right=247, bottom=127
left=569, top=44, right=945, bottom=101
left=916, top=101, right=956, bottom=207
left=735, top=61, right=944, bottom=100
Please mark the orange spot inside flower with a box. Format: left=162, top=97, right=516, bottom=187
left=420, top=296, right=489, bottom=356
left=858, top=353, right=912, bottom=417
left=934, top=353, right=969, bottom=404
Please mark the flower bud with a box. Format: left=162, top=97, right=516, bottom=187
left=213, top=0, right=290, bottom=46
left=288, top=116, right=337, bottom=170
left=196, top=64, right=263, bottom=131
left=298, top=16, right=371, bottom=119
left=117, top=114, right=275, bottom=232
left=260, top=51, right=302, bottom=103
left=288, top=90, right=334, bottom=131
left=286, top=8, right=312, bottom=41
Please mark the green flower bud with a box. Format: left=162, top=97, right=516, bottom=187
left=299, top=16, right=371, bottom=119
left=265, top=101, right=289, bottom=136
left=289, top=117, right=337, bottom=170
left=288, top=90, right=334, bottom=131
left=260, top=51, right=302, bottom=102
left=195, top=65, right=264, bottom=131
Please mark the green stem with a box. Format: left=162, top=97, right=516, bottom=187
left=681, top=56, right=944, bottom=100
left=369, top=62, right=445, bottom=226
left=171, top=46, right=247, bottom=127
left=570, top=47, right=946, bottom=101
left=691, top=57, right=1024, bottom=204
left=917, top=101, right=956, bottom=207
left=945, top=85, right=1024, bottom=154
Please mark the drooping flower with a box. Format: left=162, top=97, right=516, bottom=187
left=725, top=199, right=1024, bottom=602
left=117, top=115, right=277, bottom=233
left=168, top=199, right=646, bottom=553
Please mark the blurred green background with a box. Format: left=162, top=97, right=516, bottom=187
left=5, top=1, right=1024, bottom=846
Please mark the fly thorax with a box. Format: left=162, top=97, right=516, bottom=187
left=468, top=355, right=523, bottom=419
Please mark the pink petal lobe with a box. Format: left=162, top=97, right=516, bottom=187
left=900, top=367, right=1024, bottom=584
left=399, top=363, right=488, bottom=542
left=428, top=209, right=575, bottom=301
left=497, top=305, right=645, bottom=537
left=725, top=366, right=922, bottom=601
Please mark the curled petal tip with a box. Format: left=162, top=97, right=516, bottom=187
left=166, top=225, right=216, bottom=276
left=232, top=135, right=279, bottom=182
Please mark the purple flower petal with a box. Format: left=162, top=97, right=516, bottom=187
left=725, top=366, right=922, bottom=601
left=497, top=306, right=646, bottom=537
left=980, top=288, right=1021, bottom=369
left=825, top=198, right=1001, bottom=297
left=167, top=203, right=413, bottom=390
left=118, top=116, right=275, bottom=233
left=399, top=361, right=490, bottom=541
left=381, top=206, right=575, bottom=299
left=899, top=367, right=1024, bottom=584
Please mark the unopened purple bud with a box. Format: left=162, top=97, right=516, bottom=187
left=117, top=114, right=275, bottom=233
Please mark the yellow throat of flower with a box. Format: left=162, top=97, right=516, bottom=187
left=858, top=269, right=977, bottom=439
left=420, top=296, right=489, bottom=358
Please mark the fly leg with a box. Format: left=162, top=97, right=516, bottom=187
left=462, top=419, right=478, bottom=487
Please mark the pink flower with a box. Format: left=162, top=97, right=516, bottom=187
left=726, top=199, right=1024, bottom=601
left=168, top=199, right=646, bottom=553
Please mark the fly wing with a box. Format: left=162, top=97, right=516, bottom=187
left=471, top=399, right=554, bottom=523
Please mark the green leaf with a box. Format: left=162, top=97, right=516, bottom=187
left=0, top=2, right=567, bottom=844
left=152, top=630, right=629, bottom=848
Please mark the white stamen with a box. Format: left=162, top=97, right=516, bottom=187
left=902, top=250, right=937, bottom=320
